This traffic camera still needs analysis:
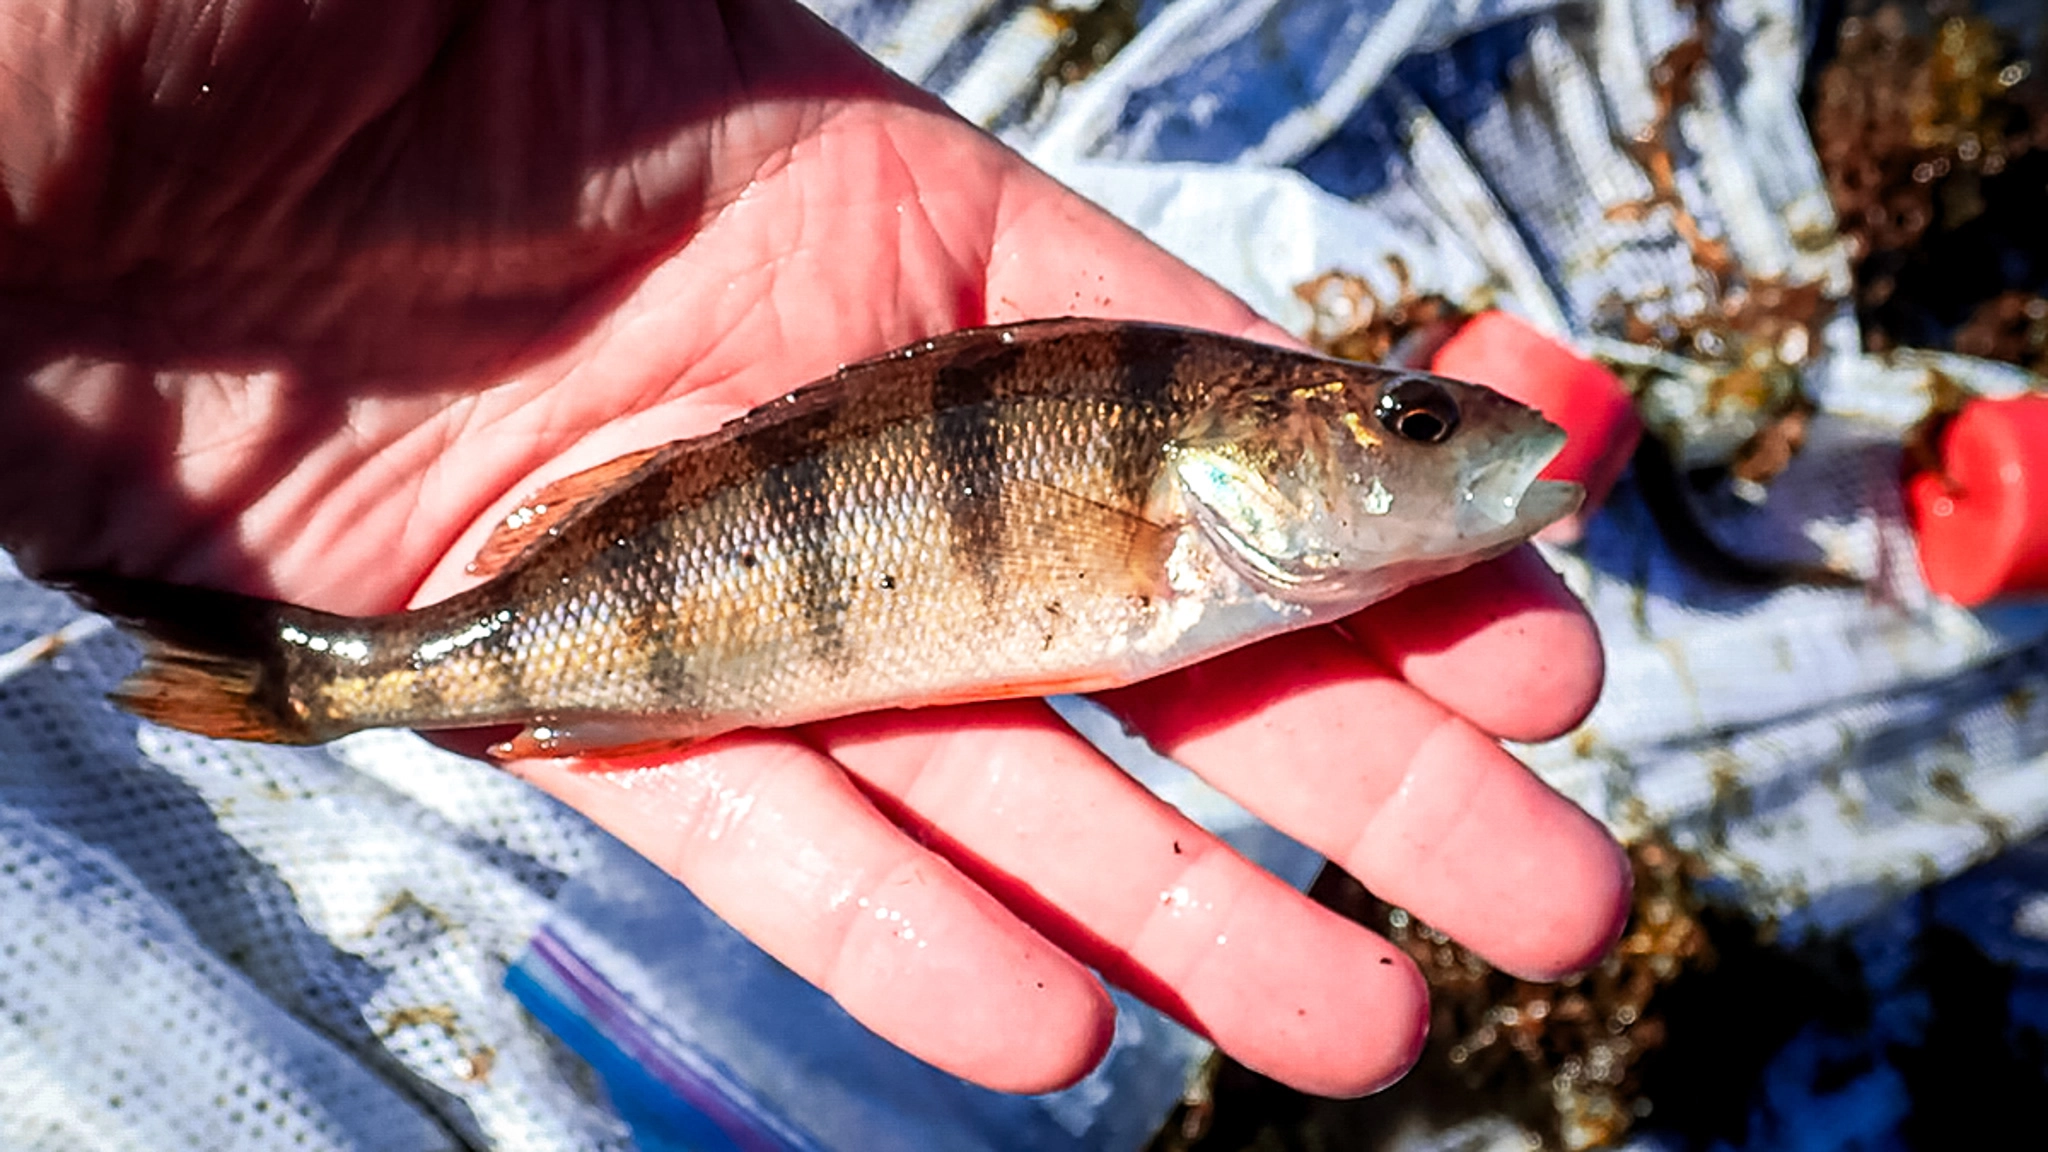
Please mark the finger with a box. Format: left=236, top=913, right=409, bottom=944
left=810, top=701, right=1429, bottom=1098
left=1098, top=628, right=1631, bottom=981
left=1344, top=547, right=1603, bottom=742
left=504, top=732, right=1113, bottom=1094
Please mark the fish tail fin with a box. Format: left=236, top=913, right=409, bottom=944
left=50, top=572, right=338, bottom=744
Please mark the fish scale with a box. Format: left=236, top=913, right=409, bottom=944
left=650, top=390, right=1171, bottom=725
left=59, top=318, right=1580, bottom=758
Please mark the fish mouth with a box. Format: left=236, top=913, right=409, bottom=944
left=1455, top=425, right=1585, bottom=540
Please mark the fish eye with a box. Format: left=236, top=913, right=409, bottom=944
left=1374, top=378, right=1461, bottom=444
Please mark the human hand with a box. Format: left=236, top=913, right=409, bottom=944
left=0, top=0, right=1629, bottom=1095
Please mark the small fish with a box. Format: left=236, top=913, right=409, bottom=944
left=59, top=319, right=1580, bottom=759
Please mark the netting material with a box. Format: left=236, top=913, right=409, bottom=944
left=0, top=565, right=630, bottom=1151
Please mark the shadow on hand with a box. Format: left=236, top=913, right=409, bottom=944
left=0, top=0, right=927, bottom=588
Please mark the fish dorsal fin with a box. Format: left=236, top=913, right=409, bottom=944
left=467, top=444, right=670, bottom=578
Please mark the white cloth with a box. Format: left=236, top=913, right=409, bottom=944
left=0, top=566, right=630, bottom=1150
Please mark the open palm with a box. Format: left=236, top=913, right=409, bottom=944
left=0, top=0, right=1629, bottom=1095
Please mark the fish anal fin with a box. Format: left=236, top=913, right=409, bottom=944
left=468, top=444, right=671, bottom=578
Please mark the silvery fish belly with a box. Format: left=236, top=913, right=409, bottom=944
left=61, top=318, right=1580, bottom=758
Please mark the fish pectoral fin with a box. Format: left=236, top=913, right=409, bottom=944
left=487, top=716, right=706, bottom=765
left=468, top=443, right=676, bottom=578
left=995, top=479, right=1178, bottom=591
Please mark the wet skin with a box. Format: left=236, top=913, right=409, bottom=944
left=0, top=0, right=1629, bottom=1095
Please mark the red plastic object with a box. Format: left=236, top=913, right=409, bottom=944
left=1905, top=393, right=2048, bottom=606
left=1430, top=311, right=1642, bottom=542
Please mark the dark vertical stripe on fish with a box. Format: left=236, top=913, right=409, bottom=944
left=1108, top=325, right=1182, bottom=507
left=636, top=596, right=700, bottom=705
left=642, top=513, right=703, bottom=706
left=931, top=346, right=1018, bottom=602
left=747, top=409, right=853, bottom=663
left=407, top=656, right=449, bottom=713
